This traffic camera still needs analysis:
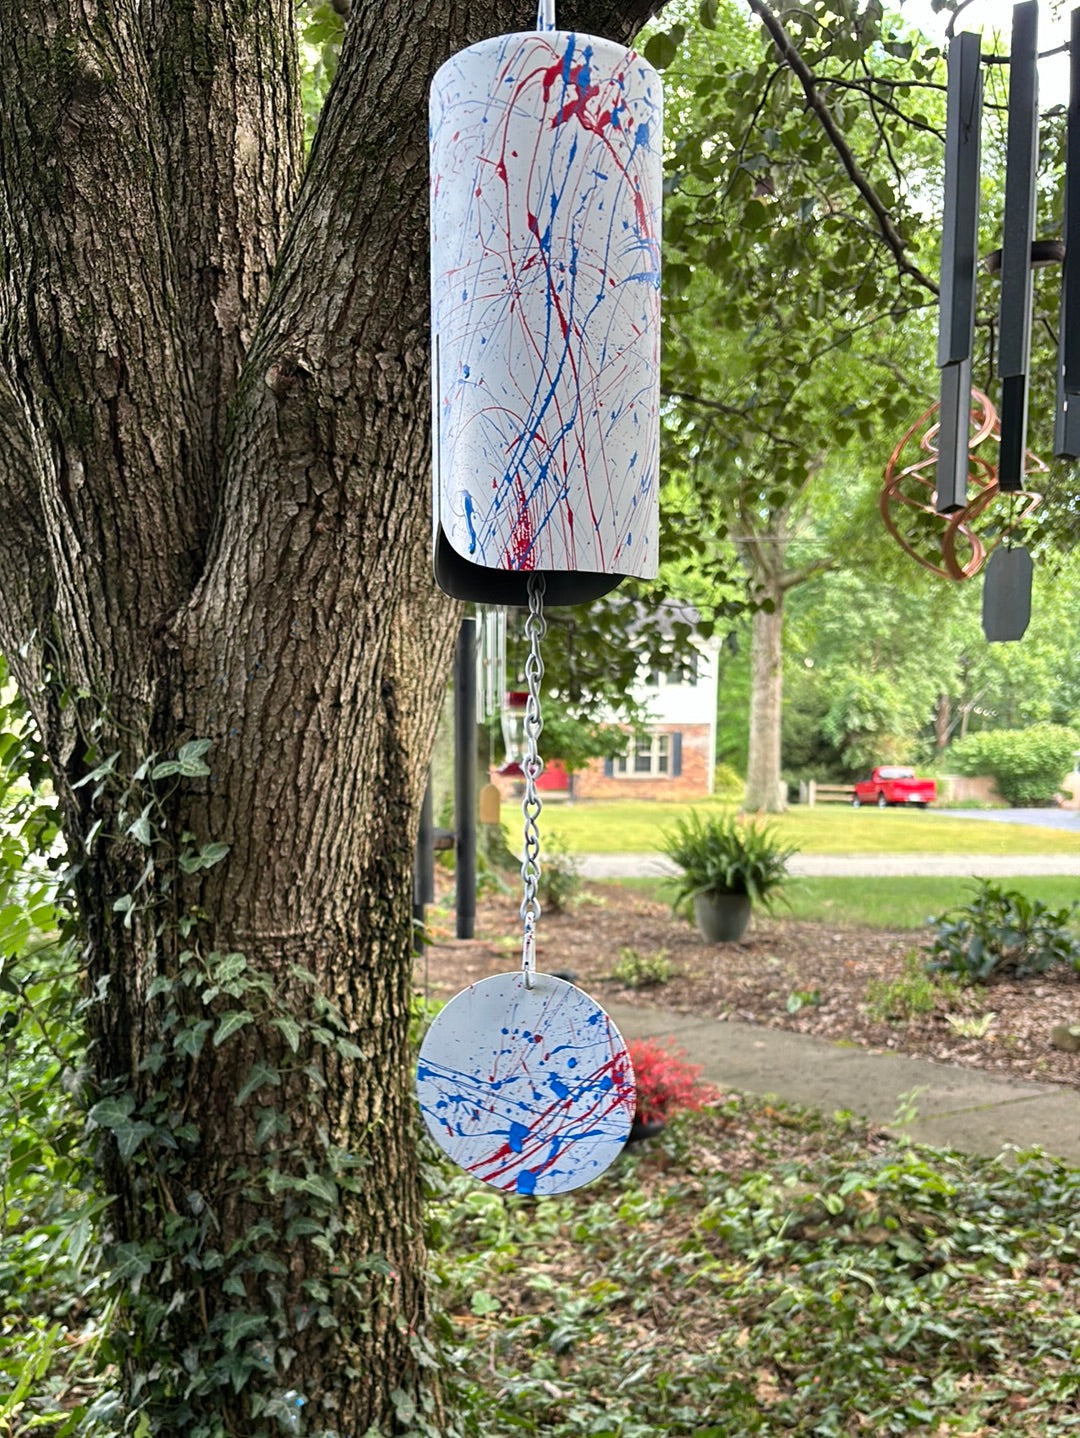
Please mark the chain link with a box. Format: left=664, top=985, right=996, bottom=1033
left=520, top=572, right=546, bottom=989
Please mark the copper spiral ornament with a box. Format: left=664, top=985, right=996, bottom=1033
left=881, top=389, right=1045, bottom=580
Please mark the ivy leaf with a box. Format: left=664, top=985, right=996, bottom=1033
left=176, top=739, right=213, bottom=777
left=174, top=1019, right=213, bottom=1059
left=111, top=1241, right=154, bottom=1293
left=211, top=952, right=248, bottom=983
left=298, top=1173, right=337, bottom=1206
left=214, top=1011, right=254, bottom=1047
left=127, top=805, right=154, bottom=847
left=115, top=1120, right=157, bottom=1161
left=235, top=1061, right=282, bottom=1106
left=89, top=1095, right=135, bottom=1129
left=219, top=1311, right=267, bottom=1351
left=272, top=1015, right=302, bottom=1053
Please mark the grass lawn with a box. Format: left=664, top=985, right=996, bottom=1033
left=615, top=874, right=1080, bottom=929
left=542, top=798, right=1080, bottom=855
left=432, top=1103, right=1080, bottom=1436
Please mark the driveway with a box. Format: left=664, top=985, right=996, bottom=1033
left=934, top=806, right=1080, bottom=832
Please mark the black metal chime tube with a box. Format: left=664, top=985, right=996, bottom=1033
left=998, top=0, right=1039, bottom=491
left=1056, top=7, right=1080, bottom=457
left=937, top=30, right=983, bottom=514
left=454, top=616, right=478, bottom=941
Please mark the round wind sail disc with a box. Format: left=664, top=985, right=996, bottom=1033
left=417, top=972, right=636, bottom=1194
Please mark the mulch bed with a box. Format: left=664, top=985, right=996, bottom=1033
left=417, top=879, right=1080, bottom=1091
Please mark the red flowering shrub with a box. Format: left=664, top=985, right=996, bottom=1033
left=626, top=1038, right=718, bottom=1124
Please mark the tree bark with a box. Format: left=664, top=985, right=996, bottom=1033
left=744, top=588, right=785, bottom=812
left=0, top=0, right=668, bottom=1430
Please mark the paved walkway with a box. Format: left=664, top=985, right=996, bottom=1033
left=607, top=1000, right=1080, bottom=1165
left=582, top=831, right=1080, bottom=1163
left=579, top=851, right=1080, bottom=878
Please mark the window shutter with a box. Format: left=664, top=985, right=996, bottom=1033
left=603, top=756, right=614, bottom=778
left=671, top=731, right=682, bottom=777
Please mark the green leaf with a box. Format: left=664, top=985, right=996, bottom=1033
left=214, top=1010, right=254, bottom=1046
left=89, top=1095, right=136, bottom=1129
left=272, top=1015, right=302, bottom=1053
left=127, top=804, right=155, bottom=846
left=236, top=1060, right=282, bottom=1106
left=219, top=1311, right=267, bottom=1350
left=115, top=1120, right=157, bottom=1161
left=174, top=1019, right=213, bottom=1058
left=643, top=31, right=680, bottom=69
left=177, top=739, right=213, bottom=776
left=211, top=951, right=248, bottom=983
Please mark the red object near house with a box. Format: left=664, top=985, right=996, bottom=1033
left=536, top=759, right=570, bottom=792
left=852, top=766, right=937, bottom=809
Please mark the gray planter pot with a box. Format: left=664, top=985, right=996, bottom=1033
left=693, top=892, right=752, bottom=943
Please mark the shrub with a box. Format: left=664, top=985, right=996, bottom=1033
left=866, top=951, right=965, bottom=1020
left=923, top=880, right=1080, bottom=983
left=661, top=810, right=798, bottom=912
left=537, top=831, right=582, bottom=914
left=947, top=724, right=1078, bottom=806
left=611, top=946, right=673, bottom=988
left=712, top=762, right=745, bottom=803
left=626, top=1038, right=717, bottom=1124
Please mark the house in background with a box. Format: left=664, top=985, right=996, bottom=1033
left=573, top=622, right=721, bottom=800
left=485, top=603, right=721, bottom=803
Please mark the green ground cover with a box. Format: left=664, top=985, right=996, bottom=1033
left=542, top=800, right=1080, bottom=855
left=430, top=1104, right=1080, bottom=1437
left=616, top=875, right=1080, bottom=930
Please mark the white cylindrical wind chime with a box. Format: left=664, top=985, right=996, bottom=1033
left=417, top=1, right=663, bottom=1195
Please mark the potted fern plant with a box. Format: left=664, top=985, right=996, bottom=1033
left=661, top=810, right=798, bottom=942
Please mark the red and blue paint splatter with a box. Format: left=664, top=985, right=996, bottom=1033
left=431, top=30, right=662, bottom=581
left=416, top=972, right=636, bottom=1194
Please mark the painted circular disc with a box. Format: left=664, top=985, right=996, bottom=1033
left=416, top=972, right=636, bottom=1195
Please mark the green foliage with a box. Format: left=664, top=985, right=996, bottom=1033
left=0, top=668, right=105, bottom=1435
left=537, top=832, right=582, bottom=915
left=610, top=946, right=673, bottom=988
left=947, top=724, right=1079, bottom=806
left=924, top=880, right=1080, bottom=984
left=661, top=811, right=797, bottom=911
left=297, top=1, right=344, bottom=150
left=428, top=1103, right=1080, bottom=1436
left=866, top=950, right=965, bottom=1021
left=711, top=761, right=744, bottom=802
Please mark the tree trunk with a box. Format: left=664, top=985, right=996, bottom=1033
left=744, top=588, right=786, bottom=811
left=0, top=0, right=666, bottom=1431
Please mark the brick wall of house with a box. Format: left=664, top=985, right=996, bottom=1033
left=574, top=723, right=713, bottom=801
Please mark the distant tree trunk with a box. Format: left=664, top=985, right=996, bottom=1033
left=744, top=588, right=785, bottom=811
left=0, top=0, right=663, bottom=1430
left=935, top=692, right=952, bottom=752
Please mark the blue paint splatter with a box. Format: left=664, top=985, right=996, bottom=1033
left=516, top=1169, right=537, bottom=1195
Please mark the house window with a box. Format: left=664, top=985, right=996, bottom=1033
left=613, top=732, right=672, bottom=777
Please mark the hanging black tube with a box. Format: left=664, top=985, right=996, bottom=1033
left=937, top=30, right=982, bottom=513
left=413, top=775, right=435, bottom=954
left=454, top=616, right=477, bottom=940
left=1055, top=8, right=1080, bottom=456
left=998, top=0, right=1039, bottom=491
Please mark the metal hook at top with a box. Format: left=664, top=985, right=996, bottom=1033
left=536, top=0, right=556, bottom=30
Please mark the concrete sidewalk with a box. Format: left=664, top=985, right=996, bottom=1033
left=579, top=852, right=1080, bottom=879
left=608, top=1000, right=1080, bottom=1165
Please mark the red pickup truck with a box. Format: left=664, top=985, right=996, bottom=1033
left=852, top=766, right=936, bottom=809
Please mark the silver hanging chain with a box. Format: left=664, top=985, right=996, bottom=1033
left=520, top=572, right=546, bottom=990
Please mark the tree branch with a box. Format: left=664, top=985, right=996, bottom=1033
left=745, top=0, right=940, bottom=298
